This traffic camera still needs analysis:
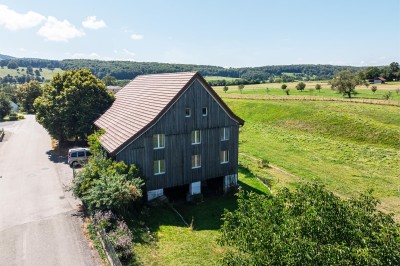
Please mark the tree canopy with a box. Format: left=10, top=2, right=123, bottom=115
left=0, top=92, right=11, bottom=119
left=219, top=183, right=400, bottom=266
left=16, top=80, right=42, bottom=113
left=34, top=69, right=114, bottom=141
left=329, top=69, right=367, bottom=98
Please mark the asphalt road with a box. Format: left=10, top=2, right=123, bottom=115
left=0, top=115, right=101, bottom=266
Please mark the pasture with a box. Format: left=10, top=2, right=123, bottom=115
left=0, top=66, right=63, bottom=81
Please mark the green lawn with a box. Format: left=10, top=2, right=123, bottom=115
left=130, top=169, right=269, bottom=266
left=204, top=76, right=239, bottom=82
left=0, top=66, right=63, bottom=81
left=225, top=99, right=400, bottom=218
left=214, top=84, right=400, bottom=101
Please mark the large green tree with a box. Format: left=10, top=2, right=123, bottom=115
left=34, top=69, right=114, bottom=141
left=295, top=81, right=306, bottom=92
left=0, top=92, right=11, bottom=119
left=16, top=80, right=43, bottom=113
left=329, top=69, right=366, bottom=98
left=219, top=184, right=400, bottom=265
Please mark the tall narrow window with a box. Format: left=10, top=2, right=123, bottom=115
left=202, top=107, right=208, bottom=116
left=153, top=134, right=165, bottom=149
left=191, top=130, right=201, bottom=144
left=220, top=150, right=229, bottom=164
left=185, top=108, right=191, bottom=117
left=154, top=160, right=165, bottom=175
left=192, top=154, right=201, bottom=169
left=221, top=127, right=230, bottom=141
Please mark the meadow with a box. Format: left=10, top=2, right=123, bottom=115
left=0, top=66, right=63, bottom=80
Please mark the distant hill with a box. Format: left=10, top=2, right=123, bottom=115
left=0, top=55, right=367, bottom=84
left=0, top=54, right=16, bottom=60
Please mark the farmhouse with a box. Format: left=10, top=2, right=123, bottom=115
left=373, top=77, right=386, bottom=84
left=95, top=72, right=244, bottom=201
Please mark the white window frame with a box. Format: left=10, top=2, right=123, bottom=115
left=191, top=130, right=201, bottom=145
left=185, top=108, right=191, bottom=117
left=192, top=154, right=201, bottom=169
left=153, top=134, right=165, bottom=149
left=202, top=107, right=208, bottom=116
left=154, top=160, right=165, bottom=175
left=220, top=150, right=229, bottom=164
left=221, top=127, right=230, bottom=141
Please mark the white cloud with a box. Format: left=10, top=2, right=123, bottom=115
left=38, top=16, right=85, bottom=42
left=65, top=52, right=101, bottom=59
left=123, top=49, right=135, bottom=57
left=0, top=4, right=45, bottom=31
left=82, top=16, right=106, bottom=29
left=131, top=34, right=144, bottom=40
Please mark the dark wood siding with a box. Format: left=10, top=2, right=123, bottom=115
left=116, top=79, right=240, bottom=190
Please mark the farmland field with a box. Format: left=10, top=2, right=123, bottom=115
left=204, top=76, right=239, bottom=82
left=0, top=66, right=63, bottom=80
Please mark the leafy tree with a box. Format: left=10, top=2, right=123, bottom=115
left=238, top=84, right=245, bottom=93
left=315, top=83, right=322, bottom=92
left=371, top=85, right=378, bottom=94
left=102, top=75, right=118, bottom=86
left=34, top=69, right=114, bottom=142
left=295, top=81, right=306, bottom=92
left=329, top=69, right=366, bottom=98
left=223, top=85, right=229, bottom=93
left=382, top=91, right=393, bottom=100
left=26, top=66, right=34, bottom=75
left=281, top=84, right=287, bottom=90
left=364, top=66, right=381, bottom=79
left=16, top=80, right=43, bottom=113
left=284, top=88, right=290, bottom=95
left=71, top=132, right=143, bottom=212
left=34, top=69, right=41, bottom=76
left=219, top=183, right=400, bottom=266
left=0, top=92, right=11, bottom=119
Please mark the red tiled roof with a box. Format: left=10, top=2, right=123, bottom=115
left=94, top=72, right=244, bottom=155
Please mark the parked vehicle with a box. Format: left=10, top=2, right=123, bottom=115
left=68, top=148, right=91, bottom=167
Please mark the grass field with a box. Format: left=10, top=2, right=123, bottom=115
left=204, top=76, right=239, bottom=82
left=0, top=66, right=63, bottom=81
left=224, top=99, right=400, bottom=218
left=213, top=82, right=400, bottom=101
left=130, top=168, right=269, bottom=265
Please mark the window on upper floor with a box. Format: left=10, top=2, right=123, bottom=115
left=191, top=130, right=201, bottom=144
left=220, top=150, right=229, bottom=164
left=221, top=127, right=230, bottom=141
left=192, top=154, right=201, bottom=169
left=185, top=108, right=191, bottom=117
left=202, top=107, right=208, bottom=116
left=153, top=134, right=165, bottom=149
left=154, top=159, right=165, bottom=175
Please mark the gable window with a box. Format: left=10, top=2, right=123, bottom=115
left=191, top=130, right=201, bottom=144
left=154, top=160, right=165, bottom=175
left=192, top=154, right=201, bottom=169
left=220, top=150, right=229, bottom=164
left=185, top=108, right=191, bottom=117
left=202, top=107, right=208, bottom=116
left=221, top=127, right=230, bottom=141
left=153, top=134, right=165, bottom=149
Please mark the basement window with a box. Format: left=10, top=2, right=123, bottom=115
left=221, top=127, right=230, bottom=141
left=154, top=160, right=165, bottom=175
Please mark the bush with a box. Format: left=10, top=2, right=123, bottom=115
left=9, top=113, right=18, bottom=121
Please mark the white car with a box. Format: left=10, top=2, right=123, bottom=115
left=68, top=148, right=91, bottom=167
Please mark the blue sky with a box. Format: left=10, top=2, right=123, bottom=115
left=0, top=0, right=399, bottom=67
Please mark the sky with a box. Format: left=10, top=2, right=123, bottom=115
left=0, top=0, right=399, bottom=67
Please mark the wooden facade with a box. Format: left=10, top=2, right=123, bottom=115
left=115, top=79, right=240, bottom=191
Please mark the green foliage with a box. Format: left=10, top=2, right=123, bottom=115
left=295, top=81, right=306, bottom=92
left=315, top=83, right=322, bottom=92
left=34, top=69, right=114, bottom=141
left=238, top=84, right=244, bottom=93
left=329, top=69, right=367, bottom=98
left=371, top=85, right=378, bottom=94
left=102, top=75, right=118, bottom=86
left=16, top=80, right=42, bottom=113
left=284, top=88, right=290, bottom=95
left=382, top=91, right=393, bottom=100
left=71, top=131, right=143, bottom=212
left=8, top=112, right=18, bottom=121
left=223, top=85, right=229, bottom=93
left=281, top=84, right=287, bottom=90
left=0, top=92, right=11, bottom=119
left=219, top=184, right=400, bottom=265
left=7, top=61, right=18, bottom=69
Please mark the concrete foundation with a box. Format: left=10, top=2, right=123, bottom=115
left=147, top=188, right=164, bottom=201
left=223, top=174, right=238, bottom=193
